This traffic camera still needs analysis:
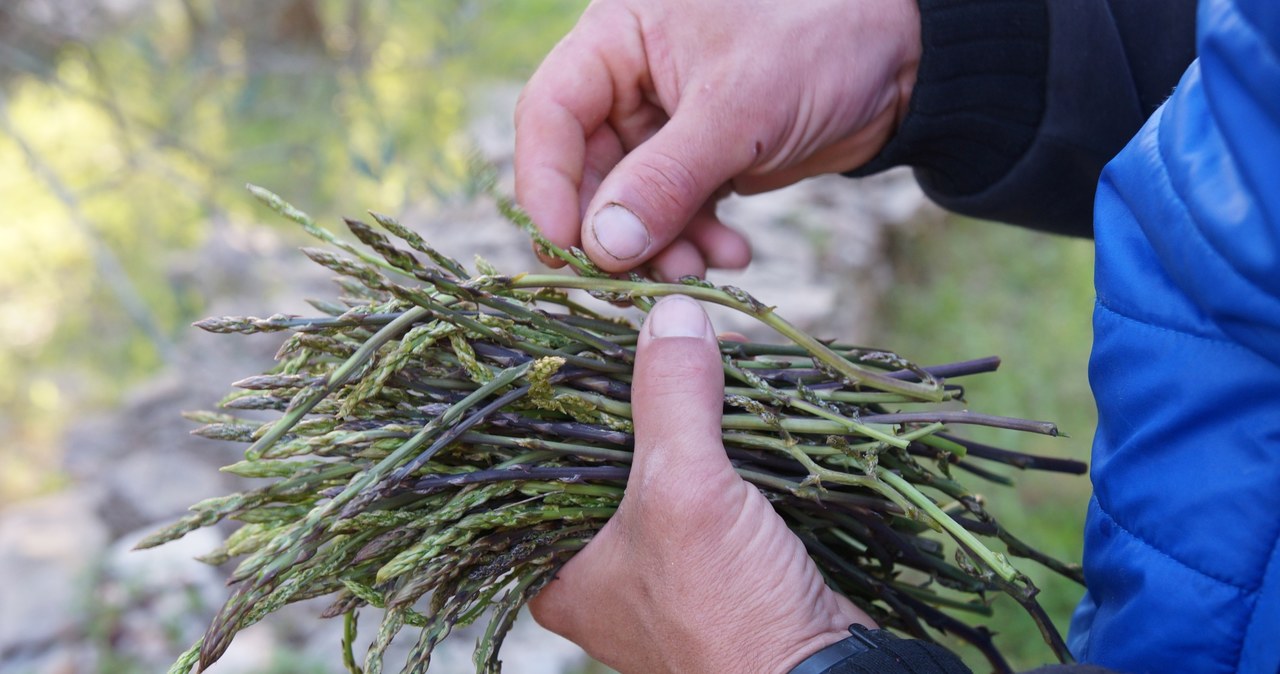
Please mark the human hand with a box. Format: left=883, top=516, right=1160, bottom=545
left=514, top=0, right=921, bottom=280
left=528, top=296, right=876, bottom=673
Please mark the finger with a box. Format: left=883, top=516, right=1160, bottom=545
left=647, top=238, right=706, bottom=282
left=610, top=97, right=668, bottom=154
left=581, top=101, right=759, bottom=272
left=642, top=202, right=754, bottom=280
left=685, top=207, right=752, bottom=270
left=629, top=295, right=732, bottom=491
left=514, top=6, right=645, bottom=263
left=515, top=84, right=598, bottom=265
left=579, top=125, right=626, bottom=220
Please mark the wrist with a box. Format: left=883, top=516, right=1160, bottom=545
left=891, top=0, right=921, bottom=131
left=833, top=0, right=921, bottom=169
left=847, top=0, right=1050, bottom=192
left=772, top=626, right=862, bottom=674
left=766, top=598, right=877, bottom=674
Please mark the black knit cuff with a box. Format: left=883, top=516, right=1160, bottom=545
left=848, top=0, right=1049, bottom=199
left=825, top=630, right=971, bottom=674
left=790, top=625, right=971, bottom=674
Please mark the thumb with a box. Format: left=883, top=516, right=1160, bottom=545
left=582, top=105, right=756, bottom=272
left=628, top=295, right=733, bottom=491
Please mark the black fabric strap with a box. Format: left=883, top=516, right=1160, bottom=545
left=789, top=626, right=971, bottom=674
left=787, top=625, right=878, bottom=674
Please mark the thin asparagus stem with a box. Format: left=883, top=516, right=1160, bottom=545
left=157, top=187, right=1083, bottom=674
left=243, top=306, right=430, bottom=460
left=497, top=275, right=947, bottom=401
left=861, top=411, right=1059, bottom=436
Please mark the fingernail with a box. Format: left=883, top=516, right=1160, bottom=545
left=592, top=203, right=649, bottom=260
left=648, top=296, right=710, bottom=339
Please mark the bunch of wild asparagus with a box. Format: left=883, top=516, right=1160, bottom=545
left=143, top=186, right=1086, bottom=674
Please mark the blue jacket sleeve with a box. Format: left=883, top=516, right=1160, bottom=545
left=1067, top=0, right=1280, bottom=672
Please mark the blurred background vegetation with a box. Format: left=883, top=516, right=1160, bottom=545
left=0, top=0, right=1096, bottom=671
left=879, top=218, right=1096, bottom=669
left=0, top=0, right=582, bottom=503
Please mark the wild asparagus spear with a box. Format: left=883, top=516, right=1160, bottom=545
left=145, top=187, right=1084, bottom=674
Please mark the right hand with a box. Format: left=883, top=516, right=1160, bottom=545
left=514, top=0, right=921, bottom=281
left=528, top=297, right=876, bottom=673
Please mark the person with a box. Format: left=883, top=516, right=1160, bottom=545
left=512, top=0, right=1280, bottom=672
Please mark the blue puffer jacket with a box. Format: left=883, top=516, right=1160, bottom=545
left=1067, top=0, right=1280, bottom=671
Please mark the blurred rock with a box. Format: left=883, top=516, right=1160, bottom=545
left=291, top=606, right=590, bottom=674
left=0, top=489, right=109, bottom=660
left=95, top=526, right=228, bottom=669
left=201, top=621, right=282, bottom=674
left=1, top=642, right=96, bottom=674
left=491, top=612, right=591, bottom=674
left=99, top=442, right=235, bottom=536
left=62, top=370, right=247, bottom=538
left=711, top=170, right=940, bottom=344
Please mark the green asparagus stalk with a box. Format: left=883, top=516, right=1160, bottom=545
left=144, top=186, right=1086, bottom=674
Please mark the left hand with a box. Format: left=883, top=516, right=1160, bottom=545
left=513, top=0, right=921, bottom=281
left=529, top=296, right=875, bottom=673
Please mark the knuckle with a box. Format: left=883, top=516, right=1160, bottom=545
left=629, top=149, right=702, bottom=217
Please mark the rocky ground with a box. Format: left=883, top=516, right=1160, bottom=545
left=0, top=97, right=938, bottom=673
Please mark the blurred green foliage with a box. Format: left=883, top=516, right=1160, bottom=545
left=0, top=0, right=584, bottom=503
left=878, top=217, right=1097, bottom=671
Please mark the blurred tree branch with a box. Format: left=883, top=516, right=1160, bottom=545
left=0, top=90, right=174, bottom=363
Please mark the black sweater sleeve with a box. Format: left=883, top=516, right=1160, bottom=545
left=848, top=0, right=1197, bottom=237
